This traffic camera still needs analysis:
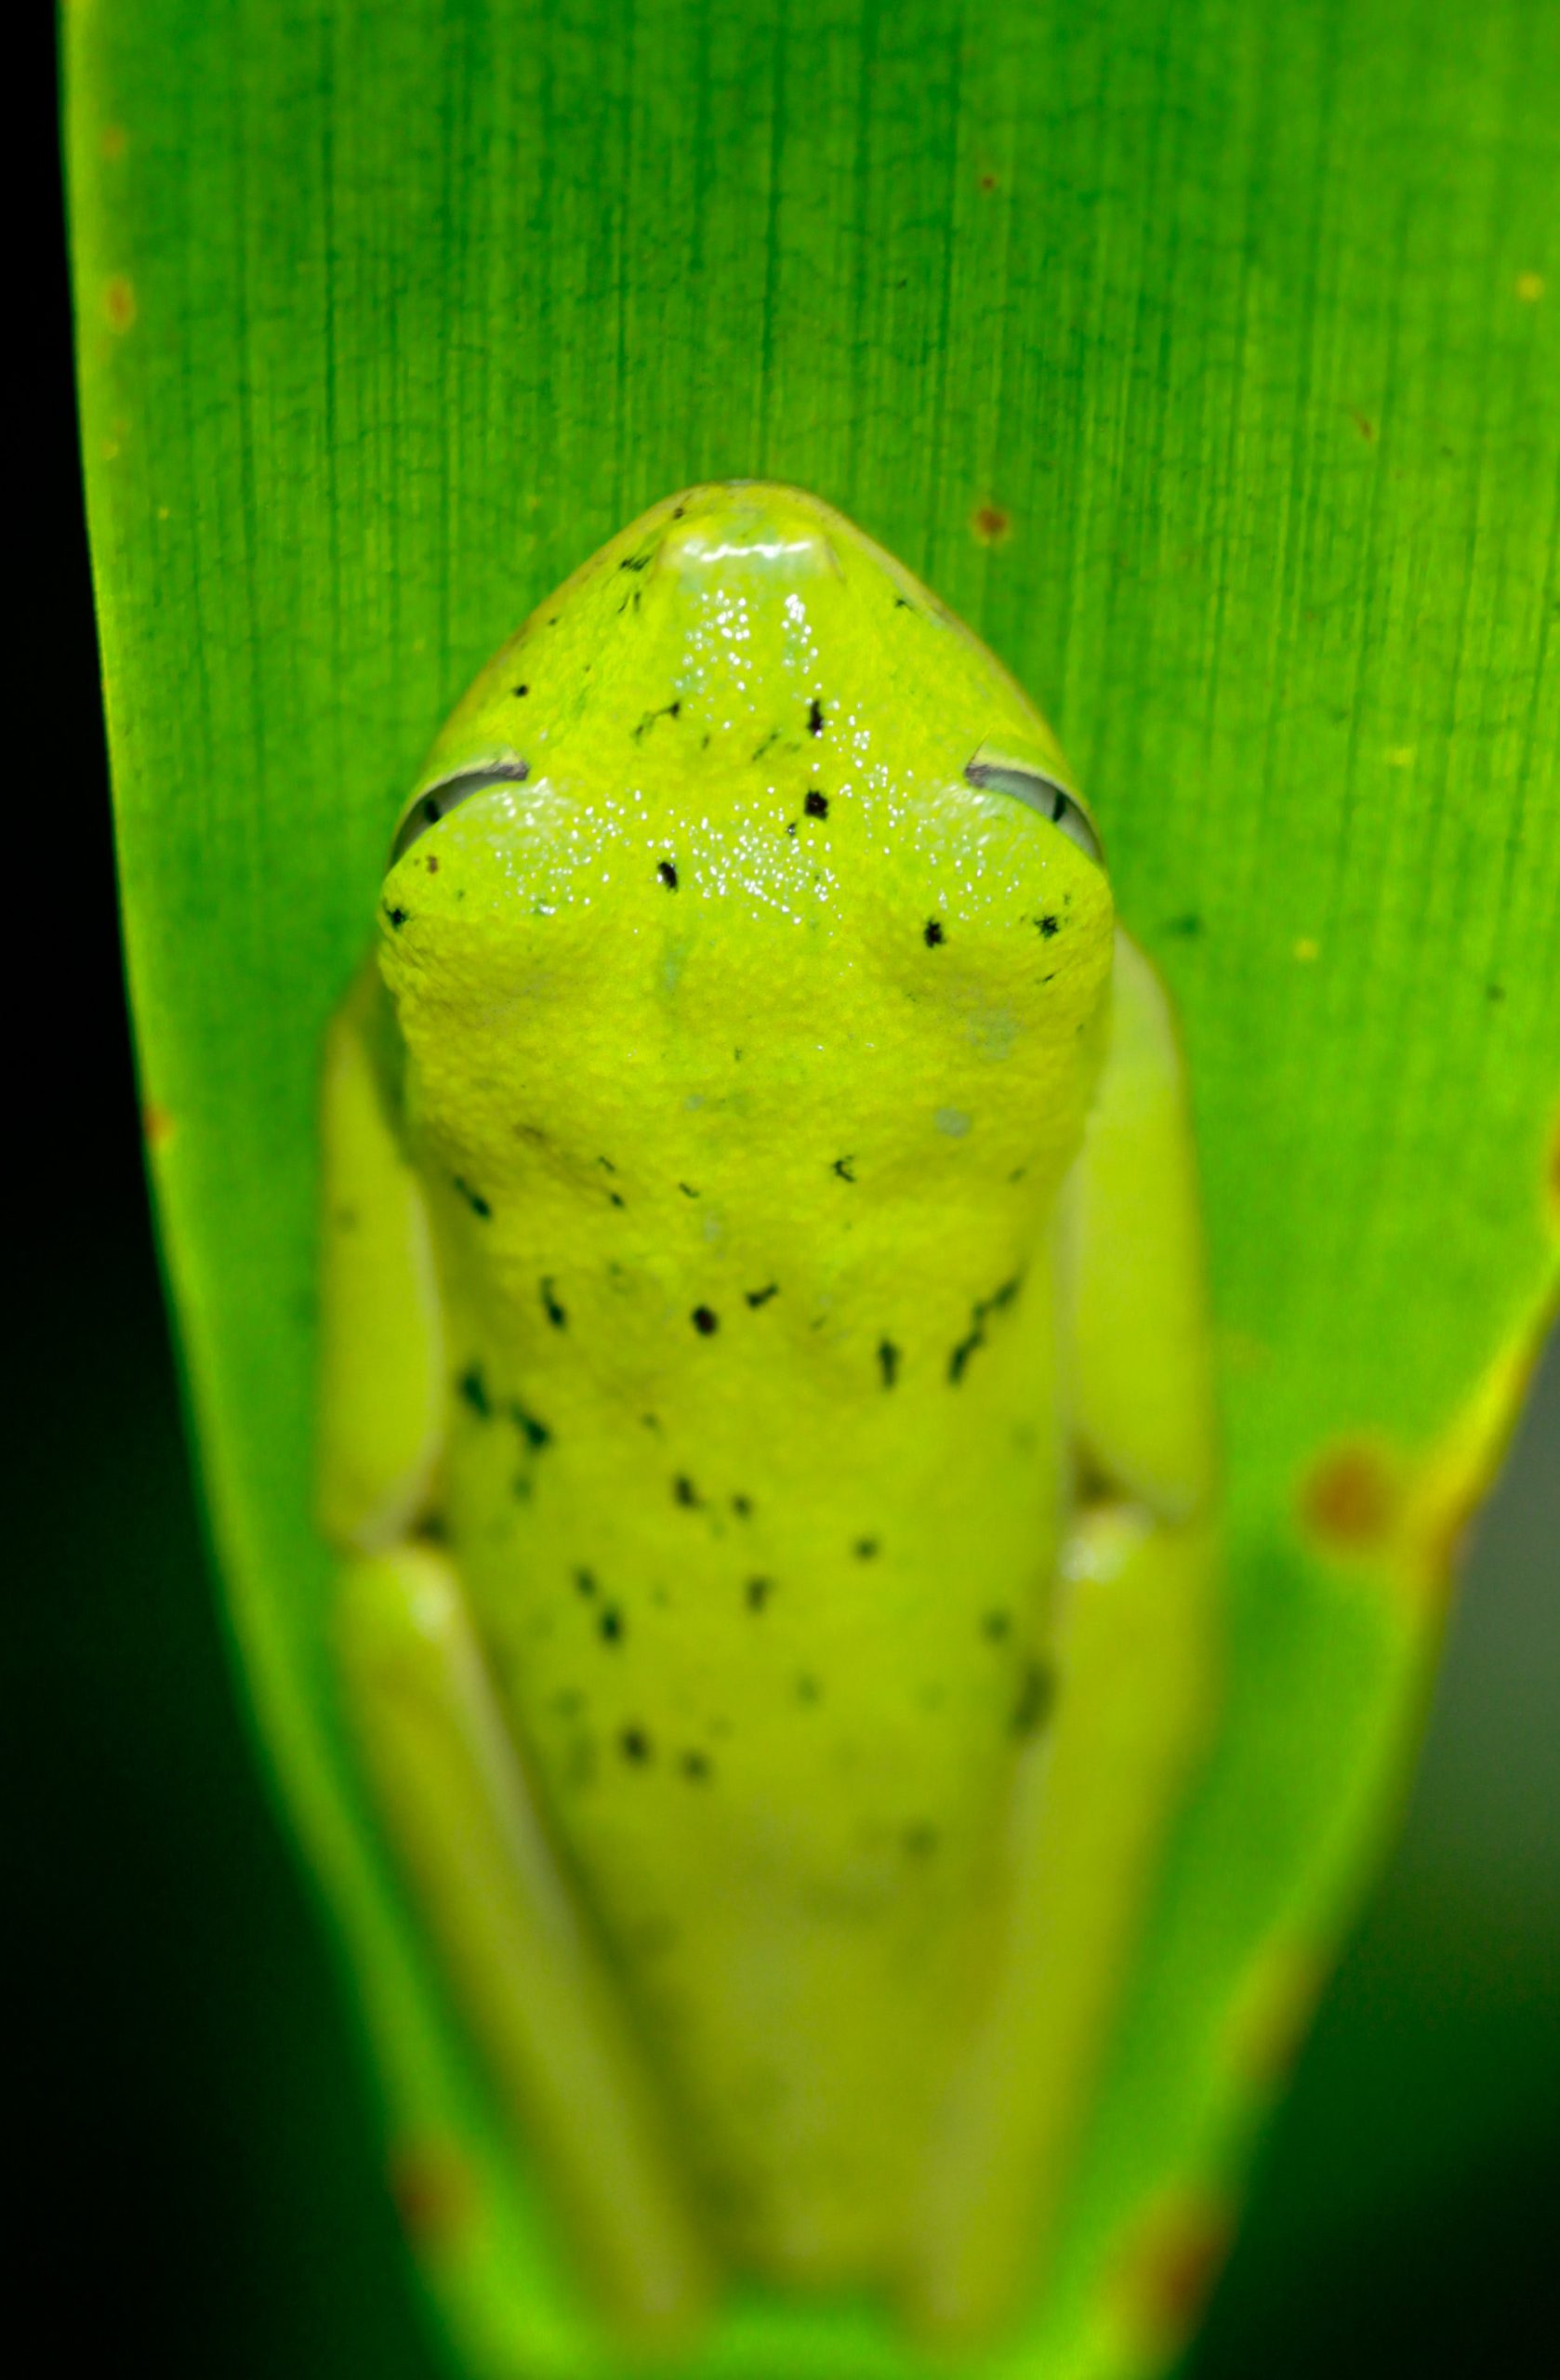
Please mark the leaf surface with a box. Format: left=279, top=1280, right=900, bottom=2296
left=66, top=3, right=1560, bottom=2373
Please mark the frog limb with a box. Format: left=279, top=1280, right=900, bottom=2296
left=319, top=976, right=711, bottom=2340
left=908, top=930, right=1219, bottom=2339
left=334, top=1545, right=713, bottom=2336
left=317, top=960, right=445, bottom=1550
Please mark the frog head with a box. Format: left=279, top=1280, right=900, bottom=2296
left=377, top=483, right=1113, bottom=1235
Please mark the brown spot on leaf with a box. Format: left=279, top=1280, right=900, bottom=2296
left=971, top=501, right=1010, bottom=545
left=1300, top=1299, right=1556, bottom=1616
left=1114, top=2189, right=1235, bottom=2354
left=104, top=275, right=137, bottom=333
left=142, top=1102, right=175, bottom=1150
left=1299, top=1438, right=1402, bottom=1553
left=99, top=124, right=128, bottom=163
left=390, top=2139, right=478, bottom=2246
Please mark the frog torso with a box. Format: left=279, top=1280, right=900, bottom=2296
left=375, top=485, right=1115, bottom=2282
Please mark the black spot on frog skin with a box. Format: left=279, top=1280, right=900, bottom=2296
left=455, top=1177, right=492, bottom=1220
left=746, top=1577, right=773, bottom=1612
left=541, top=1278, right=567, bottom=1329
left=573, top=1567, right=597, bottom=1598
left=903, top=1821, right=939, bottom=1859
left=619, top=549, right=654, bottom=573
left=878, top=1339, right=901, bottom=1389
left=981, top=1609, right=1012, bottom=1642
left=1164, top=912, right=1202, bottom=938
left=633, top=700, right=682, bottom=742
left=681, top=1750, right=712, bottom=1782
left=457, top=1365, right=491, bottom=1418
left=947, top=1276, right=1023, bottom=1383
left=833, top=1155, right=857, bottom=1183
left=853, top=1537, right=879, bottom=1560
left=385, top=904, right=408, bottom=929
left=599, top=1606, right=625, bottom=1645
left=804, top=788, right=828, bottom=818
left=673, top=1474, right=701, bottom=1506
left=1011, top=1659, right=1056, bottom=1739
left=1037, top=914, right=1060, bottom=938
left=511, top=1406, right=552, bottom=1450
left=512, top=683, right=530, bottom=698
left=924, top=919, right=945, bottom=947
left=796, top=1673, right=822, bottom=1704
left=948, top=1329, right=983, bottom=1384
left=807, top=698, right=826, bottom=736
left=657, top=859, right=679, bottom=888
left=745, top=1284, right=778, bottom=1308
left=620, top=1726, right=653, bottom=1763
left=679, top=1181, right=701, bottom=1198
left=732, top=1493, right=753, bottom=1518
left=692, top=1305, right=720, bottom=1334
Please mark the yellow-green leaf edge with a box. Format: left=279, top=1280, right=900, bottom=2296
left=65, top=3, right=1560, bottom=2376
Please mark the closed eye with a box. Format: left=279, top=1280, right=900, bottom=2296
left=389, top=756, right=530, bottom=865
left=964, top=756, right=1104, bottom=866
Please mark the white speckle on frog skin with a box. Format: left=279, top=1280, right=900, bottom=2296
left=935, top=1108, right=973, bottom=1138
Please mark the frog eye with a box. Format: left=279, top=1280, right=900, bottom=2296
left=389, top=755, right=530, bottom=865
left=964, top=753, right=1104, bottom=867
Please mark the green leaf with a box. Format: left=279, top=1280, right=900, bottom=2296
left=65, top=3, right=1559, bottom=2375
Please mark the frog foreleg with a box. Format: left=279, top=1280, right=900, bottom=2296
left=908, top=930, right=1219, bottom=2340
left=318, top=973, right=711, bottom=2339
left=318, top=961, right=445, bottom=1551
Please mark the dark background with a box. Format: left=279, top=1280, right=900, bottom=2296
left=25, top=19, right=1556, bottom=2375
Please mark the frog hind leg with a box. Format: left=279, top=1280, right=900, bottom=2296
left=906, top=929, right=1220, bottom=2341
left=319, top=965, right=712, bottom=2341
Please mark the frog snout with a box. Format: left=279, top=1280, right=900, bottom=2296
left=653, top=482, right=842, bottom=586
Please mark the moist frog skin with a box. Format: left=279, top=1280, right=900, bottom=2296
left=318, top=482, right=1219, bottom=2343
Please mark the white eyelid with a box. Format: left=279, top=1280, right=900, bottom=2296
left=389, top=751, right=530, bottom=865
left=963, top=749, right=1104, bottom=866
